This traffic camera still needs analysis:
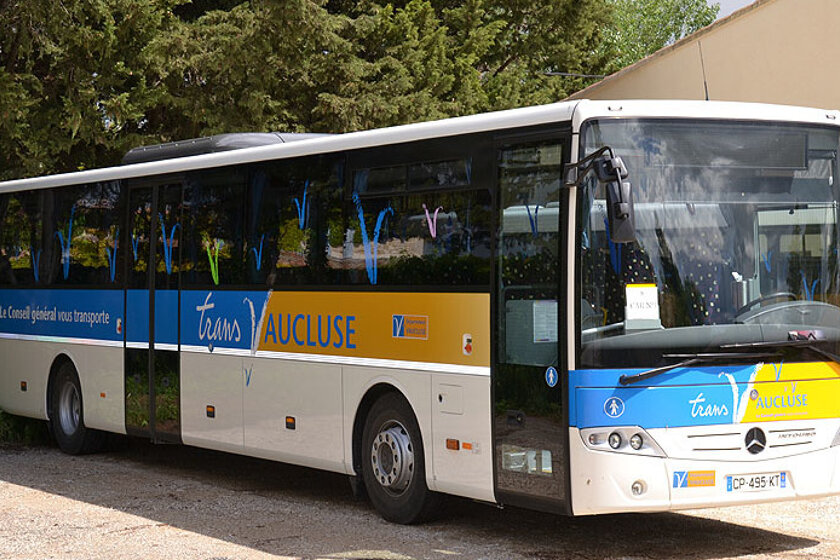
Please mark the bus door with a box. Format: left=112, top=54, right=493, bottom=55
left=493, top=133, right=571, bottom=513
left=124, top=179, right=183, bottom=443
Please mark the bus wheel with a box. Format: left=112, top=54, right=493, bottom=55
left=361, top=393, right=439, bottom=524
left=49, top=362, right=103, bottom=455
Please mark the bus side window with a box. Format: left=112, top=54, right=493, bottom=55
left=46, top=182, right=121, bottom=287
left=345, top=158, right=491, bottom=287
left=377, top=190, right=491, bottom=286
left=1, top=190, right=49, bottom=287
left=0, top=193, right=17, bottom=285
left=246, top=156, right=344, bottom=288
left=498, top=141, right=562, bottom=366
left=183, top=169, right=246, bottom=287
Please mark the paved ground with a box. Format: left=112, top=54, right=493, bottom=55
left=0, top=439, right=838, bottom=560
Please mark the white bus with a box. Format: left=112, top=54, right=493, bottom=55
left=1, top=99, right=839, bottom=523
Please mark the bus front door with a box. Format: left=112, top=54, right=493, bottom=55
left=125, top=181, right=182, bottom=443
left=493, top=135, right=571, bottom=514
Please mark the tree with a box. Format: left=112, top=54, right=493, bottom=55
left=0, top=0, right=717, bottom=181
left=600, top=0, right=719, bottom=73
left=314, top=0, right=463, bottom=131
left=468, top=0, right=611, bottom=109
left=148, top=0, right=613, bottom=133
left=0, top=0, right=182, bottom=180
left=319, top=0, right=612, bottom=128
left=144, top=0, right=351, bottom=137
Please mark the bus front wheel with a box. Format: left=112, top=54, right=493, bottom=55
left=361, top=393, right=440, bottom=524
left=48, top=362, right=104, bottom=455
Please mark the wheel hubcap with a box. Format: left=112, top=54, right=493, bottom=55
left=370, top=421, right=414, bottom=495
left=58, top=380, right=80, bottom=436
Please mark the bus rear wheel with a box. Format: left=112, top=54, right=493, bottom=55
left=361, top=393, right=440, bottom=524
left=49, top=362, right=104, bottom=455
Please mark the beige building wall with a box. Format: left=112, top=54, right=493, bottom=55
left=569, top=0, right=840, bottom=110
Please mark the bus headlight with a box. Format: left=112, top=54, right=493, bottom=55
left=580, top=427, right=666, bottom=457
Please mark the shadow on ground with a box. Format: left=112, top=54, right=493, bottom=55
left=0, top=438, right=820, bottom=560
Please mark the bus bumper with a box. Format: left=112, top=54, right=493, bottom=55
left=569, top=427, right=840, bottom=515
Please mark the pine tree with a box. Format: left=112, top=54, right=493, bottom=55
left=0, top=0, right=181, bottom=179
left=0, top=0, right=719, bottom=180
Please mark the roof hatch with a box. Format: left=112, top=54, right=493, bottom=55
left=121, top=132, right=331, bottom=165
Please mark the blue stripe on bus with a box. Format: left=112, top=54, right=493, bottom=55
left=0, top=288, right=268, bottom=351
left=126, top=289, right=149, bottom=344
left=125, top=289, right=179, bottom=345
left=155, top=290, right=178, bottom=345
left=0, top=289, right=123, bottom=342
left=180, top=290, right=269, bottom=351
left=569, top=363, right=760, bottom=429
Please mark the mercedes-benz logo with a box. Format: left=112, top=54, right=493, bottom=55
left=745, top=427, right=767, bottom=454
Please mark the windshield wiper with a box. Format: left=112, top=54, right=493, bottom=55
left=621, top=334, right=840, bottom=387
left=618, top=351, right=779, bottom=386
left=722, top=332, right=840, bottom=365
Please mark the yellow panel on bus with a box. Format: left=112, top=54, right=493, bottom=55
left=257, top=291, right=490, bottom=368
left=739, top=361, right=840, bottom=423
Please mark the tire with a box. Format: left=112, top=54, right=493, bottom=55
left=361, top=392, right=440, bottom=524
left=48, top=362, right=104, bottom=455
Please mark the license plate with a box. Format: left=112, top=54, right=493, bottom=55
left=726, top=472, right=787, bottom=492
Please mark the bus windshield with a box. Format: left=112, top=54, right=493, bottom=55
left=579, top=119, right=840, bottom=368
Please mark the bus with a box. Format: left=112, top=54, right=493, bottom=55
left=1, top=99, right=839, bottom=523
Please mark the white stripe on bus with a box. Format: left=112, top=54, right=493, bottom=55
left=180, top=344, right=490, bottom=376
left=0, top=332, right=124, bottom=348
left=0, top=332, right=490, bottom=376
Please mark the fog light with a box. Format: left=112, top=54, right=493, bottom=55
left=631, top=480, right=646, bottom=496
left=630, top=433, right=643, bottom=450
left=608, top=432, right=622, bottom=449
left=588, top=433, right=602, bottom=445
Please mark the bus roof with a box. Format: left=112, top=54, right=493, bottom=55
left=2, top=99, right=839, bottom=193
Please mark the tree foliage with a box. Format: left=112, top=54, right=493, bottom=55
left=0, top=0, right=181, bottom=179
left=600, top=0, right=718, bottom=73
left=0, top=0, right=717, bottom=181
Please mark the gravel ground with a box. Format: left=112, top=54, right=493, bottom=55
left=1, top=439, right=838, bottom=560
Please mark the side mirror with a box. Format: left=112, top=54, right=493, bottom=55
left=597, top=157, right=635, bottom=244
left=566, top=149, right=636, bottom=244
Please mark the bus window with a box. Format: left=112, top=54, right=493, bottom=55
left=183, top=169, right=246, bottom=287
left=247, top=156, right=344, bottom=288
left=347, top=160, right=491, bottom=287
left=43, top=182, right=122, bottom=287
left=498, top=141, right=563, bottom=366
left=0, top=193, right=33, bottom=285
left=580, top=119, right=840, bottom=368
left=757, top=206, right=838, bottom=303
